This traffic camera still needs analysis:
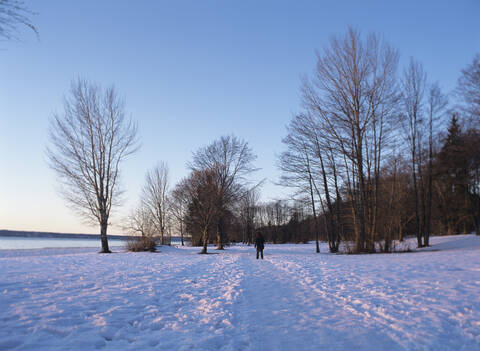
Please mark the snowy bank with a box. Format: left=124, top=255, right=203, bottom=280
left=1, top=235, right=479, bottom=350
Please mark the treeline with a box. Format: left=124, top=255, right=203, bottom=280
left=273, top=115, right=480, bottom=253
left=126, top=140, right=322, bottom=252
left=278, top=29, right=480, bottom=253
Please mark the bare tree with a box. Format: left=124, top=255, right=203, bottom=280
left=124, top=202, right=155, bottom=237
left=401, top=58, right=427, bottom=247
left=183, top=168, right=220, bottom=254
left=142, top=162, right=170, bottom=245
left=238, top=187, right=260, bottom=245
left=301, top=27, right=399, bottom=253
left=46, top=79, right=139, bottom=253
left=455, top=54, right=480, bottom=235
left=425, top=83, right=447, bottom=245
left=0, top=0, right=37, bottom=41
left=456, top=53, right=480, bottom=127
left=279, top=113, right=323, bottom=252
left=189, top=135, right=257, bottom=249
left=170, top=179, right=190, bottom=246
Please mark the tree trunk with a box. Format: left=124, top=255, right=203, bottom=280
left=447, top=220, right=454, bottom=236
left=315, top=144, right=336, bottom=253
left=247, top=221, right=253, bottom=245
left=304, top=150, right=320, bottom=253
left=99, top=218, right=111, bottom=253
left=412, top=159, right=423, bottom=248
left=216, top=221, right=224, bottom=250
left=308, top=174, right=320, bottom=253
left=425, top=154, right=432, bottom=246
left=425, top=105, right=434, bottom=247
left=419, top=159, right=427, bottom=244
left=474, top=196, right=480, bottom=235
left=357, top=152, right=368, bottom=253
left=180, top=222, right=185, bottom=246
left=200, top=228, right=208, bottom=254
left=475, top=209, right=480, bottom=235
left=330, top=149, right=341, bottom=252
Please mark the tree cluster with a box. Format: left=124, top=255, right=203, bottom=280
left=173, top=136, right=258, bottom=254
left=279, top=28, right=480, bottom=253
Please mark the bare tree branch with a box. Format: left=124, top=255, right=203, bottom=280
left=46, top=78, right=139, bottom=253
left=0, top=0, right=38, bottom=41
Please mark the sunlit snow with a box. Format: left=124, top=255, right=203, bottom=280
left=1, top=235, right=479, bottom=350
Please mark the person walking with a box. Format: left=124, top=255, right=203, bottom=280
left=254, top=231, right=265, bottom=259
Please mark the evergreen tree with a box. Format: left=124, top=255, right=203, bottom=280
left=435, top=115, right=470, bottom=234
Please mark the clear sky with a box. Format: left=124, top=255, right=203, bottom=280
left=1, top=0, right=479, bottom=234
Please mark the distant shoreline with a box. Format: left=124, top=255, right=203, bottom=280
left=0, top=229, right=186, bottom=242
left=0, top=229, right=130, bottom=240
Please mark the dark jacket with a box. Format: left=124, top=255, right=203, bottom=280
left=254, top=235, right=265, bottom=250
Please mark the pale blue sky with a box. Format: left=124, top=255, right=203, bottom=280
left=1, top=0, right=479, bottom=234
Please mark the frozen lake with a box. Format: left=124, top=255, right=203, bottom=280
left=0, top=236, right=126, bottom=250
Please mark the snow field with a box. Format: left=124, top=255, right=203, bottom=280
left=0, top=235, right=479, bottom=350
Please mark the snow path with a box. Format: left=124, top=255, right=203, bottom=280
left=1, top=235, right=480, bottom=350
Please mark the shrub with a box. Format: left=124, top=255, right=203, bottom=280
left=125, top=236, right=157, bottom=252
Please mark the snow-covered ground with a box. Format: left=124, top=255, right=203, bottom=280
left=1, top=235, right=479, bottom=350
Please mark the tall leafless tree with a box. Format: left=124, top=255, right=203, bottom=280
left=189, top=135, right=257, bottom=249
left=279, top=113, right=323, bottom=252
left=142, top=162, right=170, bottom=245
left=425, top=83, right=447, bottom=245
left=401, top=58, right=427, bottom=247
left=456, top=53, right=480, bottom=127
left=0, top=0, right=37, bottom=41
left=46, top=79, right=139, bottom=253
left=183, top=168, right=221, bottom=254
left=301, top=28, right=399, bottom=253
left=455, top=54, right=480, bottom=235
left=170, top=179, right=191, bottom=246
